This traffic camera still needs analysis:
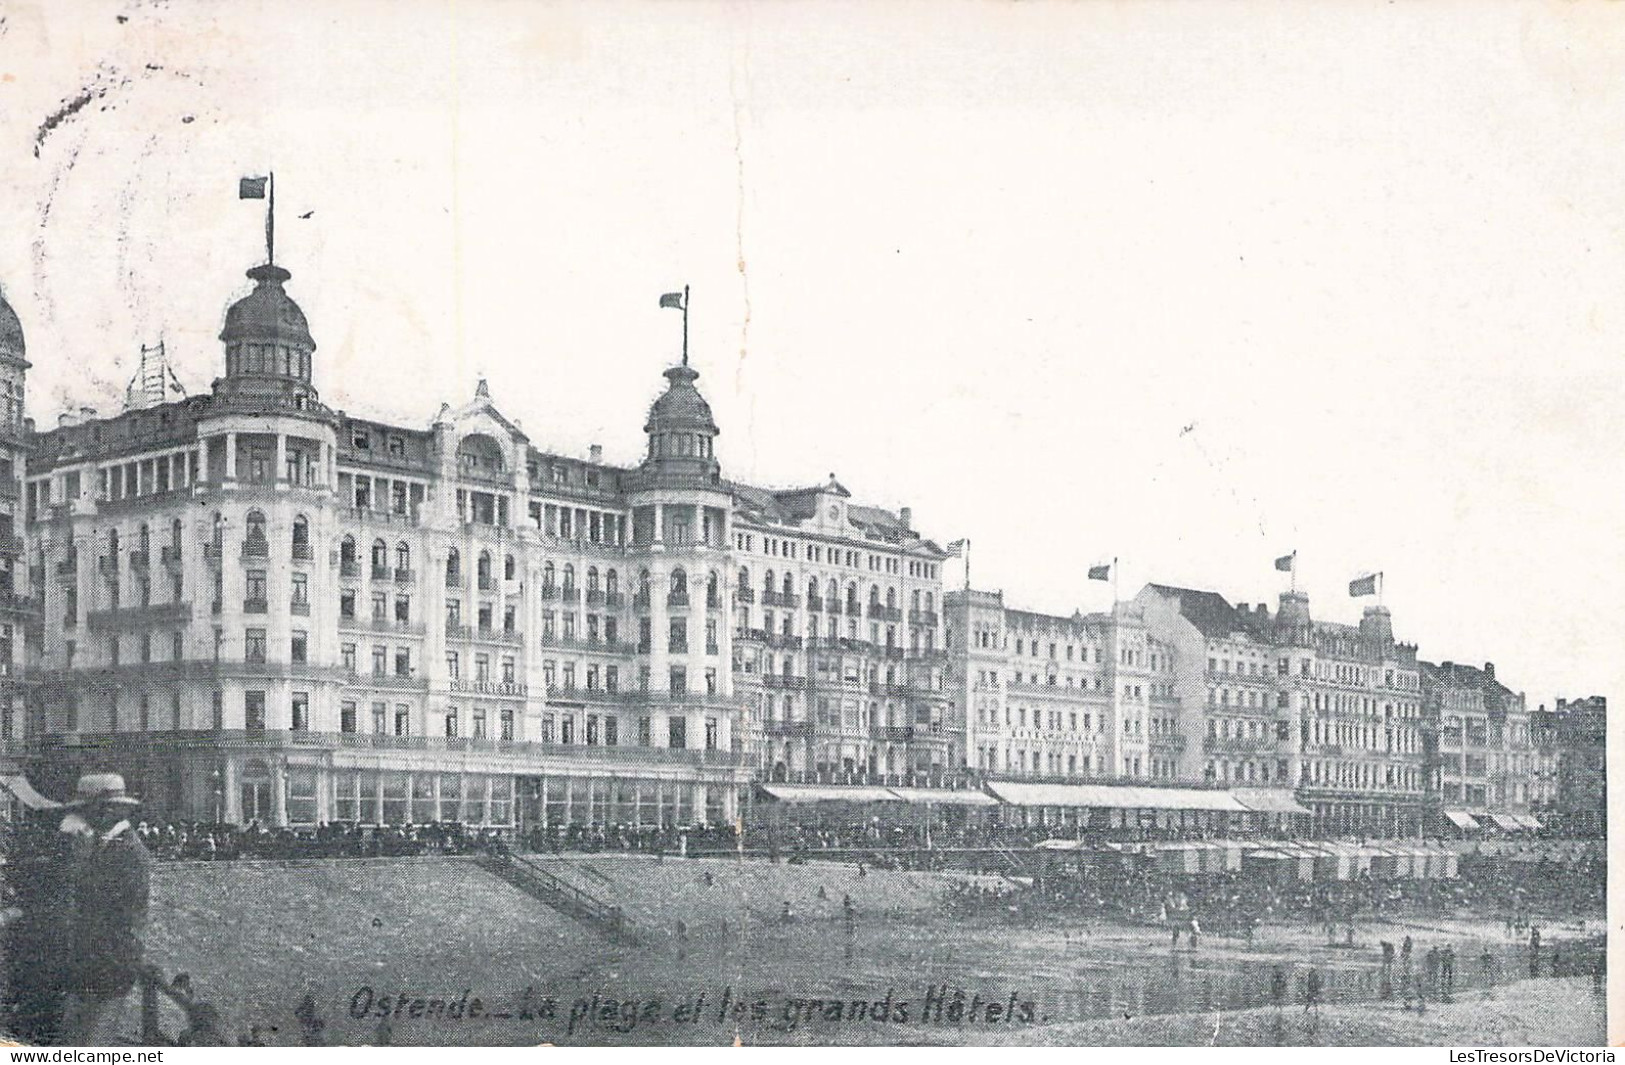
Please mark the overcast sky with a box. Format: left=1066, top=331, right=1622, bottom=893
left=1, top=0, right=1620, bottom=707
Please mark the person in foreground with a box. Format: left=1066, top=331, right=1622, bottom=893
left=57, top=773, right=152, bottom=1046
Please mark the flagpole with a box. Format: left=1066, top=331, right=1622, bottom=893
left=267, top=171, right=276, bottom=266
left=682, top=284, right=690, bottom=367
left=964, top=539, right=971, bottom=592
left=1291, top=550, right=1297, bottom=594
left=1111, top=556, right=1119, bottom=609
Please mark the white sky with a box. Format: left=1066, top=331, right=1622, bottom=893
left=0, top=0, right=1620, bottom=707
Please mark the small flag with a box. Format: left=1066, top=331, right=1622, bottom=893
left=1274, top=552, right=1295, bottom=572
left=659, top=291, right=685, bottom=310
left=1088, top=563, right=1112, bottom=581
left=1349, top=573, right=1379, bottom=597
left=944, top=538, right=967, bottom=558
left=239, top=176, right=268, bottom=199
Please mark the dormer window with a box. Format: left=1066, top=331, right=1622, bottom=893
left=352, top=428, right=370, bottom=450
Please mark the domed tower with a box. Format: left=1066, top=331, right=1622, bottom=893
left=214, top=264, right=319, bottom=408
left=640, top=362, right=721, bottom=486
left=0, top=284, right=30, bottom=438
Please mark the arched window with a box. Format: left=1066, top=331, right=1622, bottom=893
left=782, top=572, right=793, bottom=597
left=807, top=577, right=818, bottom=600
left=171, top=518, right=182, bottom=547
left=340, top=534, right=356, bottom=564
left=827, top=578, right=838, bottom=602
left=109, top=528, right=120, bottom=554
left=587, top=567, right=600, bottom=594
left=504, top=554, right=516, bottom=580
left=924, top=592, right=934, bottom=612
left=245, top=511, right=267, bottom=547
left=478, top=551, right=492, bottom=584
left=606, top=568, right=619, bottom=596
left=138, top=523, right=150, bottom=554
left=869, top=584, right=881, bottom=607
left=763, top=569, right=775, bottom=595
left=708, top=571, right=720, bottom=601
left=637, top=568, right=650, bottom=596
left=886, top=587, right=897, bottom=609
left=292, top=515, right=310, bottom=553
left=846, top=582, right=858, bottom=609
left=670, top=567, right=687, bottom=595
left=446, top=547, right=461, bottom=585
left=911, top=589, right=921, bottom=611
left=738, top=567, right=750, bottom=590
left=542, top=561, right=555, bottom=590
left=562, top=564, right=575, bottom=592
left=395, top=542, right=410, bottom=571
left=371, top=538, right=388, bottom=568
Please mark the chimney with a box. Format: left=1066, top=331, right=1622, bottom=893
left=1441, top=661, right=1453, bottom=671
left=1256, top=603, right=1268, bottom=615
left=1236, top=604, right=1249, bottom=616
left=57, top=411, right=76, bottom=428
left=80, top=406, right=97, bottom=421
left=899, top=506, right=912, bottom=529
left=589, top=444, right=603, bottom=464
left=1483, top=661, right=1495, bottom=680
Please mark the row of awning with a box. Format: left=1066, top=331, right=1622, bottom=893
left=758, top=784, right=999, bottom=806
left=1443, top=809, right=1542, bottom=831
left=758, top=781, right=1309, bottom=815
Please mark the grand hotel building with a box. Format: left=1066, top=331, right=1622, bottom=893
left=0, top=259, right=952, bottom=830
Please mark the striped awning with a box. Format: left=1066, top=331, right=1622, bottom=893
left=758, top=784, right=900, bottom=804
left=1231, top=788, right=1312, bottom=816
left=886, top=787, right=999, bottom=807
left=1443, top=810, right=1480, bottom=829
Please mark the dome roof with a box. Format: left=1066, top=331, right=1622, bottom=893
left=643, top=364, right=718, bottom=434
left=219, top=265, right=315, bottom=351
left=0, top=287, right=24, bottom=357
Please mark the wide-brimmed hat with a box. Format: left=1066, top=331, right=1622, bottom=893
left=68, top=772, right=142, bottom=807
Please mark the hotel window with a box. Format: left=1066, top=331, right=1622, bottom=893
left=372, top=645, right=387, bottom=676
left=394, top=704, right=410, bottom=736
left=341, top=701, right=357, bottom=733
left=372, top=701, right=386, bottom=734
left=395, top=595, right=410, bottom=623
left=245, top=690, right=266, bottom=731
left=291, top=572, right=308, bottom=605
left=473, top=708, right=487, bottom=739
left=291, top=630, right=308, bottom=664
left=291, top=692, right=309, bottom=731
left=244, top=628, right=267, bottom=664
left=341, top=643, right=356, bottom=672
left=372, top=592, right=387, bottom=621
left=340, top=590, right=356, bottom=619
left=395, top=647, right=411, bottom=677
left=500, top=708, right=514, bottom=741
left=668, top=716, right=687, bottom=749
left=447, top=598, right=462, bottom=626
left=475, top=654, right=490, bottom=683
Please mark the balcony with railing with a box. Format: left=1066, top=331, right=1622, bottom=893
left=241, top=540, right=270, bottom=561
left=203, top=542, right=223, bottom=565
left=806, top=595, right=825, bottom=613
left=128, top=551, right=150, bottom=571
left=372, top=564, right=391, bottom=581
left=668, top=590, right=690, bottom=608
left=763, top=719, right=814, bottom=738
left=586, top=589, right=606, bottom=606
left=55, top=558, right=77, bottom=578
left=0, top=532, right=23, bottom=557
left=867, top=604, right=901, bottom=623
left=764, top=632, right=802, bottom=651
left=243, top=598, right=268, bottom=615
left=161, top=545, right=183, bottom=567
left=290, top=600, right=311, bottom=617
left=292, top=543, right=314, bottom=562
left=394, top=567, right=416, bottom=585
left=1202, top=734, right=1280, bottom=755
left=762, top=674, right=809, bottom=691
left=539, top=584, right=559, bottom=601
left=448, top=678, right=529, bottom=699
left=605, top=591, right=625, bottom=610
left=761, top=591, right=801, bottom=609
left=872, top=725, right=915, bottom=742
left=908, top=609, right=939, bottom=628
left=561, top=586, right=580, bottom=603
left=340, top=559, right=360, bottom=578
left=1150, top=732, right=1188, bottom=753
left=632, top=592, right=650, bottom=612
left=86, top=601, right=193, bottom=633
left=478, top=575, right=497, bottom=592
left=734, top=587, right=755, bottom=603
left=668, top=639, right=689, bottom=654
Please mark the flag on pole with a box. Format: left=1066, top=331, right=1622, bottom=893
left=1274, top=552, right=1295, bottom=572
left=1349, top=573, right=1379, bottom=597
left=944, top=538, right=967, bottom=558
left=1087, top=562, right=1112, bottom=581
left=239, top=176, right=268, bottom=199
left=659, top=291, right=685, bottom=310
